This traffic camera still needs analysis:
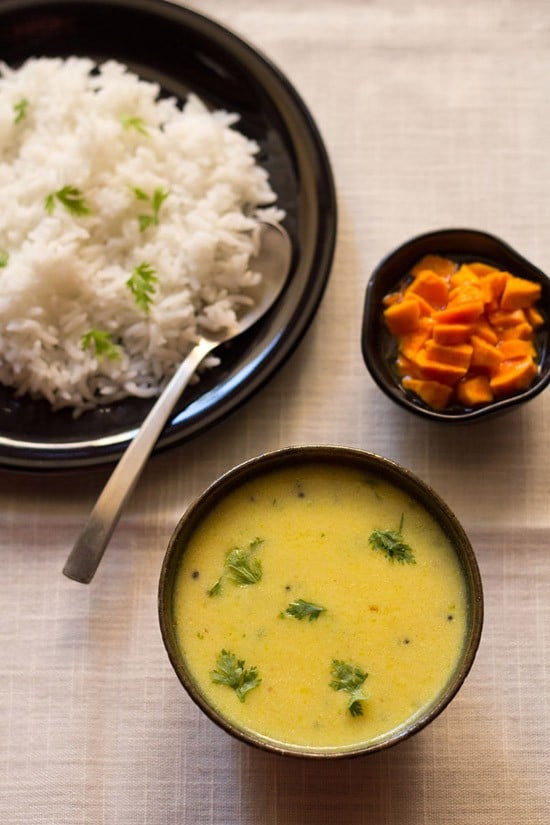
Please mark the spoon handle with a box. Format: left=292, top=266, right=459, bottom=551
left=63, top=337, right=217, bottom=583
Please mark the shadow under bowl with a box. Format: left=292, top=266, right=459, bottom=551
left=158, top=445, right=483, bottom=758
left=362, top=228, right=550, bottom=422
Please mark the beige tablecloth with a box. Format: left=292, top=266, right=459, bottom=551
left=2, top=1, right=549, bottom=822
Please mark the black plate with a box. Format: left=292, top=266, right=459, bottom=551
left=0, top=0, right=337, bottom=471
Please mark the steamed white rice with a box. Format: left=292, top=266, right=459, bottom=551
left=0, top=57, right=283, bottom=413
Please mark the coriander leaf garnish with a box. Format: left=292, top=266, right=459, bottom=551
left=330, top=660, right=368, bottom=694
left=44, top=186, right=91, bottom=217
left=131, top=186, right=150, bottom=202
left=138, top=215, right=154, bottom=232
left=0, top=251, right=8, bottom=268
left=329, top=659, right=369, bottom=717
left=152, top=186, right=168, bottom=213
left=349, top=697, right=366, bottom=718
left=211, top=649, right=261, bottom=702
left=121, top=114, right=149, bottom=135
left=132, top=186, right=169, bottom=231
left=368, top=514, right=416, bottom=564
left=80, top=330, right=121, bottom=361
left=13, top=97, right=29, bottom=124
left=207, top=578, right=223, bottom=598
left=225, top=546, right=262, bottom=585
left=126, top=262, right=158, bottom=313
left=283, top=599, right=326, bottom=622
left=208, top=537, right=263, bottom=596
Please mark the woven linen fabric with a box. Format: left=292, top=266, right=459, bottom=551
left=1, top=0, right=549, bottom=823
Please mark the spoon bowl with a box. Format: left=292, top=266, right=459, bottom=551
left=63, top=221, right=292, bottom=584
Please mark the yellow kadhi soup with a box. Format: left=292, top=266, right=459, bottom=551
left=169, top=454, right=475, bottom=754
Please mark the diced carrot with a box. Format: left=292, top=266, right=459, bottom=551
left=450, top=264, right=480, bottom=287
left=490, top=357, right=538, bottom=396
left=456, top=375, right=494, bottom=406
left=411, top=255, right=456, bottom=279
left=383, top=253, right=544, bottom=411
left=470, top=335, right=502, bottom=370
left=500, top=275, right=541, bottom=311
left=384, top=299, right=421, bottom=336
left=400, top=321, right=432, bottom=359
left=396, top=353, right=423, bottom=379
left=436, top=300, right=484, bottom=324
left=499, top=322, right=533, bottom=340
left=526, top=306, right=545, bottom=328
left=497, top=339, right=536, bottom=360
left=402, top=376, right=453, bottom=409
left=406, top=293, right=436, bottom=316
left=448, top=282, right=483, bottom=305
left=488, top=308, right=528, bottom=329
left=412, top=349, right=468, bottom=385
left=406, top=270, right=449, bottom=308
left=432, top=323, right=475, bottom=345
left=472, top=317, right=498, bottom=344
left=469, top=262, right=498, bottom=277
left=423, top=340, right=473, bottom=369
left=480, top=271, right=508, bottom=306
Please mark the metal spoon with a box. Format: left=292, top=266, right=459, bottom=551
left=63, top=221, right=292, bottom=584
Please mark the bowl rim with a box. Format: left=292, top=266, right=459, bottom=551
left=158, top=444, right=484, bottom=759
left=362, top=227, right=550, bottom=422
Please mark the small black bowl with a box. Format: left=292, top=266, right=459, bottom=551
left=362, top=228, right=550, bottom=422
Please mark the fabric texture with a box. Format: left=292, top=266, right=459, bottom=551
left=1, top=1, right=549, bottom=822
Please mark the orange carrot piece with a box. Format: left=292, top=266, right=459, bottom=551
left=488, top=308, right=528, bottom=329
left=450, top=264, right=480, bottom=287
left=436, top=300, right=484, bottom=324
left=406, top=270, right=449, bottom=308
left=411, top=255, right=456, bottom=279
left=413, top=349, right=468, bottom=385
left=526, top=306, right=545, bottom=328
left=499, top=322, right=533, bottom=341
left=423, top=340, right=473, bottom=369
left=500, top=275, right=541, bottom=311
left=480, top=271, right=508, bottom=306
left=406, top=293, right=435, bottom=316
left=497, top=339, right=536, bottom=360
left=456, top=375, right=494, bottom=406
left=472, top=317, right=498, bottom=344
left=448, top=282, right=483, bottom=305
left=384, top=289, right=432, bottom=314
left=384, top=299, right=421, bottom=336
left=470, top=335, right=503, bottom=370
left=469, top=262, right=498, bottom=277
left=396, top=353, right=423, bottom=379
left=490, top=357, right=538, bottom=396
left=402, top=376, right=453, bottom=409
left=400, top=321, right=433, bottom=359
left=432, top=323, right=475, bottom=345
